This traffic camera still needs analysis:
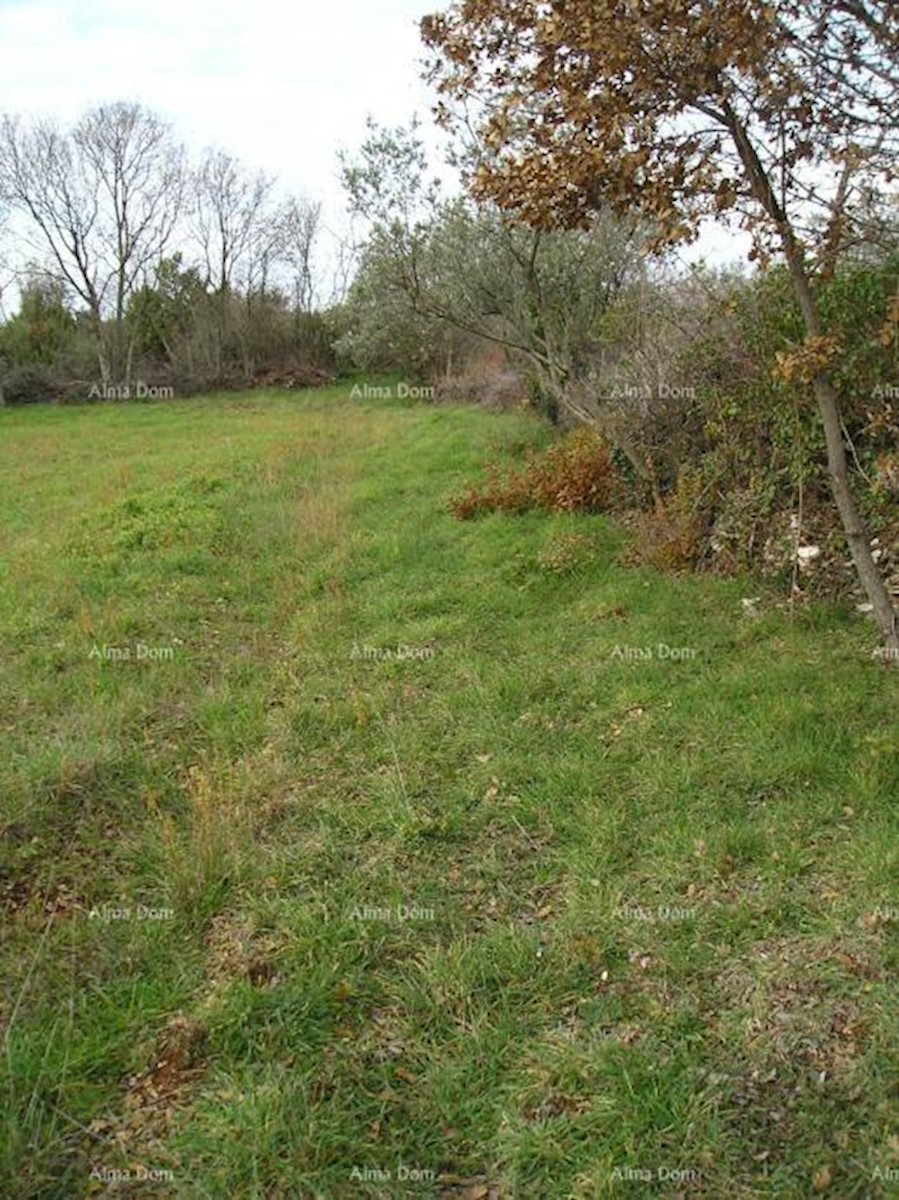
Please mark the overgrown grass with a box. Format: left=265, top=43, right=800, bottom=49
left=1, top=386, right=896, bottom=1198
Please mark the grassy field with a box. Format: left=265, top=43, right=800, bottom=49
left=1, top=385, right=897, bottom=1199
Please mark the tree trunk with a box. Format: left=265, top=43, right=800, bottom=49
left=125, top=330, right=137, bottom=393
left=96, top=341, right=112, bottom=388
left=784, top=256, right=899, bottom=659
left=813, top=373, right=899, bottom=653
left=724, top=108, right=898, bottom=659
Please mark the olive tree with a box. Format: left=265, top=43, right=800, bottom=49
left=339, top=119, right=642, bottom=414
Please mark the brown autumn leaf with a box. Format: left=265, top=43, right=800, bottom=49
left=812, top=1163, right=834, bottom=1190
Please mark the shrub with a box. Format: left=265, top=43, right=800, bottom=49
left=529, top=429, right=621, bottom=512
left=449, top=460, right=534, bottom=519
left=626, top=467, right=712, bottom=572
left=434, top=365, right=527, bottom=411
left=449, top=428, right=622, bottom=519
left=0, top=363, right=60, bottom=405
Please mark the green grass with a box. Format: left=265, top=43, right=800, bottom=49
left=1, top=386, right=897, bottom=1199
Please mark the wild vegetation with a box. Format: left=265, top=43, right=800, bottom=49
left=422, top=0, right=899, bottom=653
left=2, top=15, right=898, bottom=646
left=0, top=103, right=330, bottom=401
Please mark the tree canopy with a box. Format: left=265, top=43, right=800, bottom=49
left=422, top=2, right=898, bottom=261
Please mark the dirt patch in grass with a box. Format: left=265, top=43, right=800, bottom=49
left=0, top=872, right=84, bottom=921
left=713, top=934, right=883, bottom=1078
left=80, top=1015, right=208, bottom=1198
left=698, top=934, right=888, bottom=1183
left=205, top=911, right=285, bottom=989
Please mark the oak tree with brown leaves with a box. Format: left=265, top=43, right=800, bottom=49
left=422, top=0, right=899, bottom=657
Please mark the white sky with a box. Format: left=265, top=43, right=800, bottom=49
left=0, top=0, right=449, bottom=297
left=0, top=0, right=746, bottom=304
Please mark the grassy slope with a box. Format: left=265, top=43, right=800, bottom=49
left=0, top=387, right=896, bottom=1199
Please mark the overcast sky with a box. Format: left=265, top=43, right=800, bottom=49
left=0, top=0, right=447, bottom=279
left=0, top=0, right=746, bottom=299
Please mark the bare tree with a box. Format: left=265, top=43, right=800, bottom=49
left=323, top=216, right=362, bottom=308
left=277, top=196, right=321, bottom=315
left=0, top=101, right=185, bottom=387
left=190, top=148, right=276, bottom=377
left=193, top=149, right=276, bottom=288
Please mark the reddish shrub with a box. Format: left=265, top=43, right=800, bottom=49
left=449, top=429, right=621, bottom=519
left=626, top=467, right=712, bottom=571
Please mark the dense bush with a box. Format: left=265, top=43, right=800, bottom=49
left=625, top=467, right=713, bottom=573
left=449, top=429, right=622, bottom=519
left=0, top=254, right=340, bottom=404
left=580, top=256, right=899, bottom=590
left=443, top=249, right=898, bottom=600
left=0, top=363, right=61, bottom=405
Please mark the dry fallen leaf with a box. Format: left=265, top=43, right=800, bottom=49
left=859, top=911, right=890, bottom=931
left=812, top=1163, right=834, bottom=1190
